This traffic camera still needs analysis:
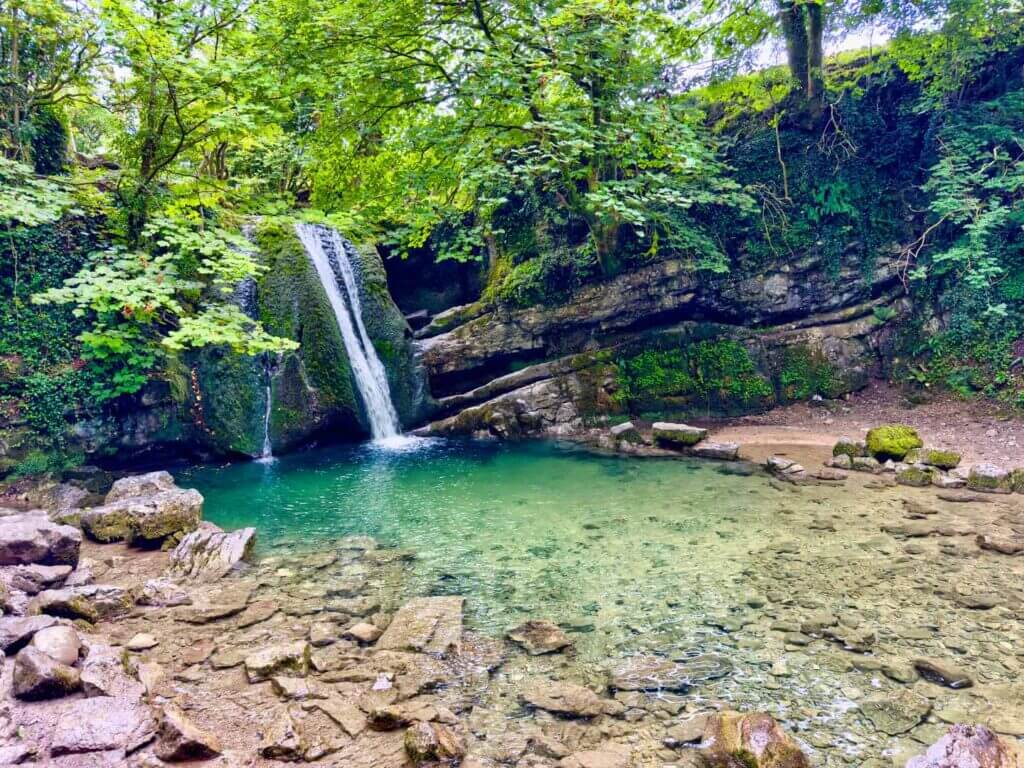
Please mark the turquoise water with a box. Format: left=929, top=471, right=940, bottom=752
left=179, top=439, right=773, bottom=660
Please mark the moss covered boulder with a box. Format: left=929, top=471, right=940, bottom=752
left=967, top=463, right=1013, bottom=494
left=832, top=436, right=866, bottom=459
left=905, top=447, right=961, bottom=470
left=866, top=424, right=923, bottom=461
left=652, top=422, right=708, bottom=448
left=896, top=465, right=935, bottom=488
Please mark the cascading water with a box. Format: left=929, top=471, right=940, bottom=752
left=294, top=223, right=403, bottom=442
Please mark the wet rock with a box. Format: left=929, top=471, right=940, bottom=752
left=913, top=659, right=974, bottom=689
left=766, top=456, right=807, bottom=481
left=967, top=463, right=1013, bottom=494
left=0, top=563, right=72, bottom=594
left=976, top=531, right=1024, bottom=555
left=0, top=614, right=59, bottom=651
left=344, top=622, right=383, bottom=644
left=609, top=654, right=731, bottom=692
left=559, top=745, right=633, bottom=768
left=168, top=522, right=256, bottom=583
left=155, top=703, right=223, bottom=761
left=50, top=696, right=157, bottom=755
left=31, top=624, right=80, bottom=665
left=827, top=453, right=853, bottom=470
left=692, top=442, right=740, bottom=461
left=179, top=583, right=251, bottom=624
left=137, top=576, right=192, bottom=607
left=81, top=486, right=203, bottom=544
left=378, top=596, right=463, bottom=656
left=666, top=714, right=709, bottom=745
left=233, top=598, right=278, bottom=628
left=404, top=721, right=466, bottom=764
left=652, top=423, right=707, bottom=448
left=824, top=625, right=876, bottom=653
left=699, top=711, right=809, bottom=768
left=258, top=709, right=306, bottom=760
left=906, top=724, right=1024, bottom=768
left=860, top=689, right=931, bottom=735
left=29, top=584, right=132, bottom=623
left=245, top=641, right=311, bottom=683
left=508, top=619, right=573, bottom=655
left=309, top=621, right=337, bottom=647
left=521, top=681, right=607, bottom=718
left=0, top=513, right=81, bottom=567
left=13, top=645, right=81, bottom=700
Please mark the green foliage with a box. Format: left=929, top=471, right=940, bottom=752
left=777, top=345, right=842, bottom=401
left=614, top=339, right=774, bottom=415
left=29, top=107, right=68, bottom=175
left=0, top=158, right=76, bottom=228
left=866, top=423, right=923, bottom=460
left=34, top=214, right=297, bottom=401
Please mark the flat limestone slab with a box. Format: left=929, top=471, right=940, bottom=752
left=377, top=596, right=463, bottom=656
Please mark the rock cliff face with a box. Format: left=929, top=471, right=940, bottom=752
left=63, top=222, right=430, bottom=465
left=414, top=251, right=905, bottom=438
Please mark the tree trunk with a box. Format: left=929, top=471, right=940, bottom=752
left=778, top=0, right=809, bottom=98
left=806, top=2, right=825, bottom=102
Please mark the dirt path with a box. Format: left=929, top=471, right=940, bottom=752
left=707, top=380, right=1024, bottom=468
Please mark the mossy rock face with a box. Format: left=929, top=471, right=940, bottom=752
left=967, top=463, right=1012, bottom=493
left=866, top=425, right=923, bottom=461
left=191, top=345, right=265, bottom=457
left=652, top=422, right=707, bottom=447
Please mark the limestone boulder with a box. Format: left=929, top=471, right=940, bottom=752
left=13, top=645, right=81, bottom=700
left=155, top=703, right=223, bottom=761
left=49, top=696, right=157, bottom=756
left=29, top=584, right=132, bottom=623
left=700, top=711, right=810, bottom=768
left=31, top=624, right=80, bottom=665
left=692, top=442, right=740, bottom=461
left=507, top=619, right=573, bottom=655
left=80, top=489, right=203, bottom=544
left=0, top=513, right=81, bottom=567
left=652, top=423, right=707, bottom=448
left=137, top=576, right=192, bottom=607
left=906, top=724, right=1024, bottom=768
left=0, top=563, right=72, bottom=595
left=609, top=422, right=642, bottom=444
left=378, top=596, right=463, bottom=656
left=968, top=464, right=1013, bottom=494
left=80, top=641, right=146, bottom=699
left=245, top=641, right=311, bottom=683
left=105, top=470, right=177, bottom=501
left=168, top=522, right=256, bottom=582
left=0, top=614, right=59, bottom=652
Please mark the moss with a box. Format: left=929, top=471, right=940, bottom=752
left=832, top=437, right=865, bottom=459
left=866, top=424, right=923, bottom=461
left=920, top=448, right=961, bottom=470
left=614, top=338, right=774, bottom=417
left=777, top=345, right=844, bottom=402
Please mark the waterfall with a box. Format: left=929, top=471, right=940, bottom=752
left=295, top=223, right=402, bottom=441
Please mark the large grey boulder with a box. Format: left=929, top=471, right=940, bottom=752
left=80, top=641, right=146, bottom=699
left=106, top=471, right=177, bottom=501
left=49, top=696, right=157, bottom=756
left=0, top=513, right=81, bottom=567
left=967, top=463, right=1013, bottom=494
left=168, top=522, right=256, bottom=583
left=0, top=563, right=72, bottom=595
left=80, top=489, right=203, bottom=545
left=13, top=645, right=81, bottom=700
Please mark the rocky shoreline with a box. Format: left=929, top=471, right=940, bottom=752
left=0, top=442, right=1023, bottom=767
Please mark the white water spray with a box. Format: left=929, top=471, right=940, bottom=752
left=295, top=223, right=403, bottom=441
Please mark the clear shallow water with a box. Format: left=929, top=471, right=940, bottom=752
left=180, top=439, right=770, bottom=659
left=179, top=439, right=1024, bottom=764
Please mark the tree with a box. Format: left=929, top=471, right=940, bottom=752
left=259, top=0, right=750, bottom=275
left=0, top=0, right=103, bottom=164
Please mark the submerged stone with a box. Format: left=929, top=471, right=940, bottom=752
left=377, top=596, right=463, bottom=656
left=507, top=619, right=573, bottom=655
